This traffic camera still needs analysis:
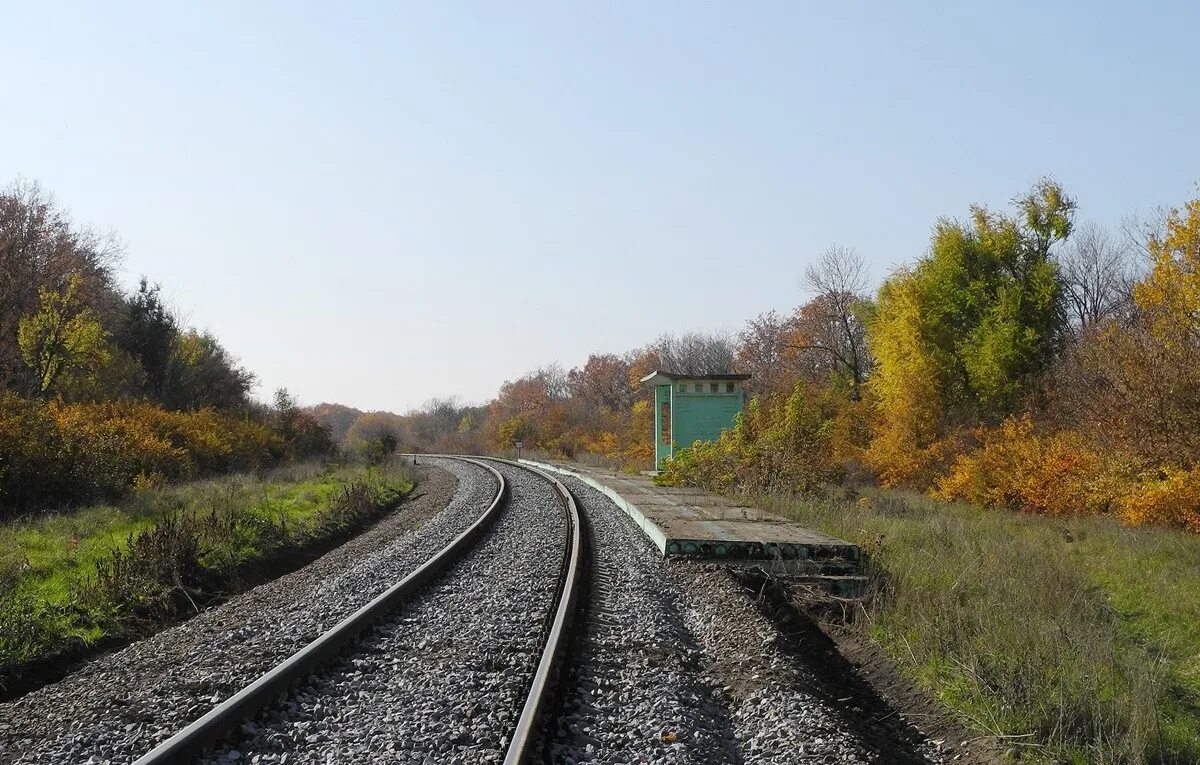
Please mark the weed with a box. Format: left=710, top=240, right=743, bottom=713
left=758, top=488, right=1200, bottom=764
left=0, top=460, right=414, bottom=691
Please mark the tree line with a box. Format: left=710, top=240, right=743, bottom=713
left=319, top=179, right=1200, bottom=532
left=0, top=180, right=331, bottom=513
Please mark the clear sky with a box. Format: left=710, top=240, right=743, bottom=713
left=3, top=2, right=1196, bottom=412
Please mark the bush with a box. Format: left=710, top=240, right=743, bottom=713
left=79, top=513, right=207, bottom=628
left=52, top=401, right=191, bottom=499
left=0, top=393, right=286, bottom=516
left=0, top=393, right=73, bottom=508
left=934, top=415, right=1134, bottom=517
left=1119, top=468, right=1200, bottom=532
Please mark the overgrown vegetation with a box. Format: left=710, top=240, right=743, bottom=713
left=757, top=486, right=1200, bottom=765
left=0, top=459, right=413, bottom=689
left=318, top=182, right=1200, bottom=536
left=0, top=179, right=333, bottom=517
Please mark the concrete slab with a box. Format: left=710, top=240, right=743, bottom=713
left=522, top=459, right=859, bottom=565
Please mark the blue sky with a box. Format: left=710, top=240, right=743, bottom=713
left=2, top=2, right=1196, bottom=411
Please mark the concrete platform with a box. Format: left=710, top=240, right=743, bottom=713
left=521, top=460, right=860, bottom=569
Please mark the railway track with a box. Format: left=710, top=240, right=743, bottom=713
left=4, top=455, right=941, bottom=764
left=129, top=456, right=585, bottom=765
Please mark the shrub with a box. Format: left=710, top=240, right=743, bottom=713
left=0, top=392, right=73, bottom=508
left=79, top=513, right=207, bottom=628
left=935, top=415, right=1135, bottom=517
left=0, top=394, right=286, bottom=516
left=0, top=569, right=69, bottom=672
left=52, top=401, right=191, bottom=500
left=1119, top=468, right=1200, bottom=532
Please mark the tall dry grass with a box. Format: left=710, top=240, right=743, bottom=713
left=757, top=487, right=1200, bottom=765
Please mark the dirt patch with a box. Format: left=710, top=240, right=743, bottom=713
left=738, top=571, right=1005, bottom=765
left=2, top=465, right=457, bottom=702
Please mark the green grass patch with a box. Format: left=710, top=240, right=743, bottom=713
left=0, top=459, right=414, bottom=689
left=756, top=488, right=1200, bottom=765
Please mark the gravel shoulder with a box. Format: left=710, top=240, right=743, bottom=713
left=551, top=476, right=741, bottom=765
left=202, top=460, right=569, bottom=765
left=0, top=459, right=496, bottom=765
left=559, top=476, right=948, bottom=765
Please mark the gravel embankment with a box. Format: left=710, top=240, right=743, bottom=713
left=677, top=567, right=880, bottom=764
left=550, top=476, right=740, bottom=765
left=558, top=475, right=943, bottom=765
left=201, top=460, right=569, bottom=764
left=0, top=458, right=497, bottom=765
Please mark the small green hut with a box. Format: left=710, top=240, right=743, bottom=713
left=640, top=370, right=750, bottom=471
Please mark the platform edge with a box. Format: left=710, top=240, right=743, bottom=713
left=519, top=459, right=669, bottom=556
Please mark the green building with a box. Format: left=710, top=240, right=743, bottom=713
left=641, top=370, right=750, bottom=471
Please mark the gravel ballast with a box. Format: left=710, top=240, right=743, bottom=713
left=201, top=460, right=569, bottom=764
left=550, top=476, right=740, bottom=765
left=0, top=458, right=496, bottom=765
left=557, top=475, right=943, bottom=765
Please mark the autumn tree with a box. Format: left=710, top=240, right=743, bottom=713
left=867, top=179, right=1075, bottom=485
left=484, top=365, right=573, bottom=450
left=736, top=311, right=800, bottom=396
left=567, top=353, right=634, bottom=412
left=307, top=402, right=365, bottom=443
left=1067, top=195, right=1200, bottom=467
left=785, top=245, right=875, bottom=398
left=344, top=410, right=408, bottom=451
left=863, top=270, right=946, bottom=485
left=0, top=180, right=121, bottom=389
left=18, top=275, right=111, bottom=394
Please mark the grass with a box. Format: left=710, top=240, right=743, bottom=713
left=755, top=487, right=1200, bottom=765
left=0, top=458, right=414, bottom=689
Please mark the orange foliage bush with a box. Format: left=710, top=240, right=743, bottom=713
left=0, top=392, right=283, bottom=513
left=0, top=393, right=72, bottom=508
left=1118, top=468, right=1200, bottom=532
left=934, top=415, right=1134, bottom=517
left=51, top=402, right=190, bottom=499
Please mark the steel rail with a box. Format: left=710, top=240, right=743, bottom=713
left=132, top=456, right=507, bottom=765
left=494, top=458, right=587, bottom=765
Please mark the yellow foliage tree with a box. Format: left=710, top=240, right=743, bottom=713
left=1072, top=195, right=1200, bottom=469
left=1136, top=198, right=1200, bottom=345
left=18, top=275, right=110, bottom=394
left=863, top=271, right=945, bottom=486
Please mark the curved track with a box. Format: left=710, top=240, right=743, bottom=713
left=130, top=456, right=584, bottom=765
left=493, top=459, right=585, bottom=764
